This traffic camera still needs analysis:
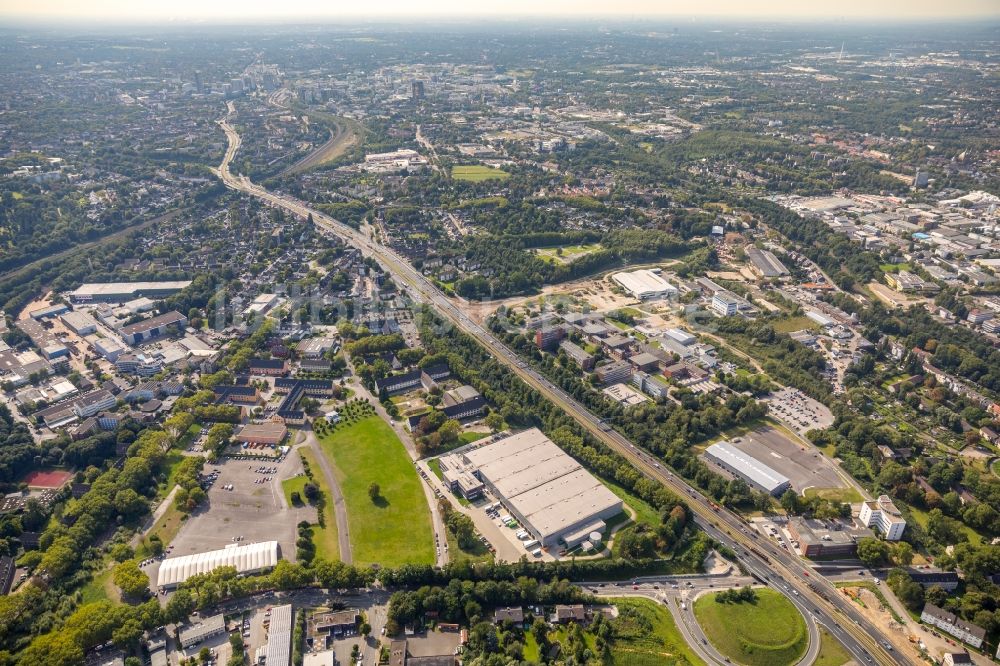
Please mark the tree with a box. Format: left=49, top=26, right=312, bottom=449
left=368, top=483, right=380, bottom=502
left=780, top=488, right=801, bottom=515
left=303, top=483, right=319, bottom=503
left=290, top=491, right=302, bottom=506
left=857, top=538, right=891, bottom=567
left=893, top=542, right=914, bottom=566
left=113, top=559, right=150, bottom=598
left=484, top=411, right=506, bottom=433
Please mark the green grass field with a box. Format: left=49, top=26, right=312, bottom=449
left=452, top=164, right=510, bottom=182
left=694, top=589, right=807, bottom=666
left=804, top=487, right=864, bottom=504
left=319, top=416, right=434, bottom=566
left=772, top=315, right=821, bottom=334
left=610, top=597, right=706, bottom=666
left=814, top=627, right=853, bottom=666
left=298, top=448, right=339, bottom=561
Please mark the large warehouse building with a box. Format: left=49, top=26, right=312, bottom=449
left=443, top=428, right=623, bottom=548
left=69, top=280, right=192, bottom=303
left=704, top=441, right=791, bottom=496
left=612, top=269, right=678, bottom=301
left=156, top=541, right=280, bottom=589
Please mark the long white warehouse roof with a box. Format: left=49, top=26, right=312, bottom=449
left=705, top=441, right=790, bottom=494
left=612, top=269, right=678, bottom=298
left=157, top=541, right=279, bottom=588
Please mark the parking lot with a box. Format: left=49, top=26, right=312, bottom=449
left=763, top=387, right=834, bottom=435
left=146, top=453, right=313, bottom=585
left=730, top=426, right=848, bottom=494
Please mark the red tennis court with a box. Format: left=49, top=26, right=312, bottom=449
left=22, top=469, right=73, bottom=489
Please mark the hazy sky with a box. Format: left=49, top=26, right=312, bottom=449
left=1, top=0, right=998, bottom=22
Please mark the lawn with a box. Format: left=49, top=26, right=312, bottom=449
left=609, top=597, right=706, bottom=666
left=281, top=474, right=310, bottom=506
left=604, top=479, right=659, bottom=527
left=814, top=627, right=853, bottom=666
left=318, top=415, right=434, bottom=567
left=80, top=565, right=116, bottom=604
left=459, top=431, right=489, bottom=444
left=693, top=589, right=807, bottom=666
left=533, top=243, right=603, bottom=265
left=452, top=164, right=510, bottom=182
left=298, top=448, right=339, bottom=561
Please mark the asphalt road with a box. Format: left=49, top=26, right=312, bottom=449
left=299, top=424, right=353, bottom=564
left=215, top=110, right=901, bottom=666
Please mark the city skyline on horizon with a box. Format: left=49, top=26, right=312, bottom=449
left=1, top=0, right=999, bottom=23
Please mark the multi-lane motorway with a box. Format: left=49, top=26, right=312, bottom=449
left=216, top=109, right=903, bottom=666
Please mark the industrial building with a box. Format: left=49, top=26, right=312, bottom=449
left=711, top=291, right=740, bottom=317
left=68, top=280, right=192, bottom=303
left=745, top=246, right=790, bottom=277
left=119, top=311, right=188, bottom=345
left=859, top=495, right=906, bottom=541
left=445, top=428, right=623, bottom=547
left=612, top=269, right=678, bottom=300
left=60, top=310, right=98, bottom=335
left=264, top=604, right=294, bottom=666
left=178, top=614, right=226, bottom=648
left=156, top=541, right=280, bottom=589
left=703, top=441, right=791, bottom=496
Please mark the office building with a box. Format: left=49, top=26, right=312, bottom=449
left=859, top=495, right=906, bottom=541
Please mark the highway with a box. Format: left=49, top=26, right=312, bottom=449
left=216, top=108, right=902, bottom=666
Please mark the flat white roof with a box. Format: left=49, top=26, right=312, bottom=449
left=705, top=441, right=790, bottom=493
left=612, top=269, right=678, bottom=298
left=464, top=428, right=622, bottom=542
left=157, top=541, right=279, bottom=588
left=70, top=281, right=192, bottom=298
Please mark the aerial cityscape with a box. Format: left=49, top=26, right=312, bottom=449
left=0, top=5, right=999, bottom=666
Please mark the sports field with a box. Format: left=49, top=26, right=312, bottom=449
left=694, top=588, right=807, bottom=666
left=22, top=469, right=73, bottom=489
left=452, top=164, right=510, bottom=182
left=318, top=415, right=434, bottom=566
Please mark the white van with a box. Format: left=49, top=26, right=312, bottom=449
left=531, top=548, right=542, bottom=558
left=524, top=539, right=540, bottom=550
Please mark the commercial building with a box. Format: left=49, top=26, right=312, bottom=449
left=745, top=247, right=790, bottom=277
left=711, top=291, right=740, bottom=317
left=265, top=604, right=294, bottom=666
left=156, top=541, right=280, bottom=589
left=119, top=311, right=188, bottom=345
left=787, top=517, right=872, bottom=558
left=534, top=325, right=566, bottom=350
left=298, top=336, right=337, bottom=359
left=452, top=428, right=623, bottom=547
left=612, top=269, right=678, bottom=300
left=703, top=441, right=791, bottom=496
left=88, top=335, right=129, bottom=362
left=559, top=339, right=594, bottom=370
left=885, top=271, right=939, bottom=294
left=236, top=422, right=288, bottom=446
left=438, top=454, right=486, bottom=500
left=69, top=281, right=192, bottom=303
left=920, top=604, right=986, bottom=649
left=595, top=360, right=632, bottom=386
left=859, top=495, right=906, bottom=541
left=178, top=614, right=226, bottom=649
left=72, top=389, right=117, bottom=419
left=664, top=328, right=696, bottom=346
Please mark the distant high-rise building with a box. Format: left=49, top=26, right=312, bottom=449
left=194, top=70, right=202, bottom=94
left=411, top=80, right=425, bottom=99
left=913, top=169, right=929, bottom=188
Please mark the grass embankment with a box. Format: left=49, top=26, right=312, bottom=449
left=281, top=475, right=310, bottom=507
left=693, top=588, right=807, bottom=666
left=814, top=627, right=853, bottom=666
left=608, top=597, right=706, bottom=666
left=319, top=415, right=434, bottom=566
left=452, top=165, right=509, bottom=182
